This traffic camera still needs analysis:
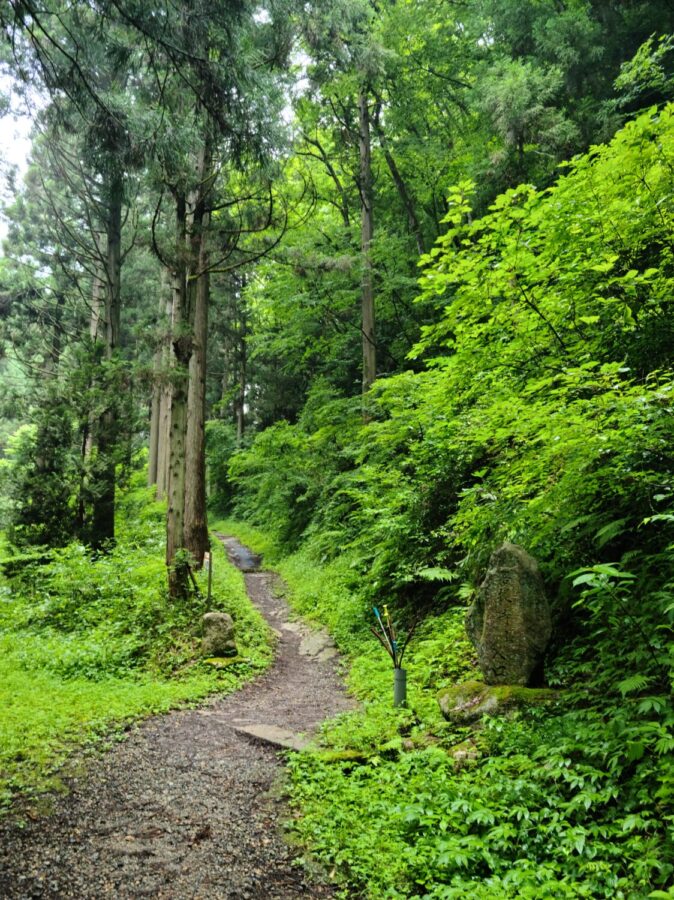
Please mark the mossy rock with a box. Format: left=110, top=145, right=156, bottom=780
left=203, top=656, right=241, bottom=669
left=438, top=680, right=558, bottom=723
left=202, top=611, right=237, bottom=658
left=447, top=739, right=481, bottom=769
left=310, top=749, right=371, bottom=765
left=311, top=742, right=405, bottom=765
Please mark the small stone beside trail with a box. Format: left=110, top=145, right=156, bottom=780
left=202, top=610, right=237, bottom=657
left=466, top=542, right=552, bottom=686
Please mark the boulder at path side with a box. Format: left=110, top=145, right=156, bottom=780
left=466, top=542, right=551, bottom=685
left=202, top=611, right=237, bottom=657
left=437, top=680, right=558, bottom=724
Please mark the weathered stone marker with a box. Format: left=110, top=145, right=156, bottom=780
left=202, top=611, right=237, bottom=658
left=466, top=542, right=551, bottom=685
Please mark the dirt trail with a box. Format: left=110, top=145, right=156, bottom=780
left=0, top=537, right=354, bottom=899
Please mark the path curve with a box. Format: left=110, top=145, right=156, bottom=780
left=0, top=537, right=354, bottom=899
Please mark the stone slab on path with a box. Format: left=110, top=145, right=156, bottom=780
left=299, top=630, right=336, bottom=658
left=0, top=536, right=356, bottom=900
left=234, top=724, right=311, bottom=752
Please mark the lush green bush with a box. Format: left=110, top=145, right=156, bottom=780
left=290, top=701, right=674, bottom=899
left=220, top=517, right=674, bottom=898
left=0, top=404, right=75, bottom=546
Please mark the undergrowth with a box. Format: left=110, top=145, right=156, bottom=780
left=0, top=475, right=272, bottom=812
left=216, top=519, right=674, bottom=900
left=206, top=108, right=674, bottom=900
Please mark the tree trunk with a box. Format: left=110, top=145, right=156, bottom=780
left=184, top=133, right=212, bottom=569
left=148, top=280, right=169, bottom=488
left=148, top=379, right=161, bottom=487
left=45, top=292, right=65, bottom=376
left=85, top=268, right=106, bottom=460
left=235, top=345, right=246, bottom=443
left=184, top=217, right=210, bottom=568
left=235, top=285, right=247, bottom=444
left=78, top=276, right=104, bottom=536
left=89, top=261, right=105, bottom=342
left=105, top=176, right=122, bottom=351
left=359, top=89, right=376, bottom=397
left=90, top=172, right=122, bottom=550
left=166, top=191, right=191, bottom=600
left=156, top=284, right=173, bottom=500
left=227, top=277, right=247, bottom=443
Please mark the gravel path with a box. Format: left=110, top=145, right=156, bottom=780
left=0, top=537, right=355, bottom=899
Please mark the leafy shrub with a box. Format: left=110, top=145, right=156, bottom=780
left=290, top=699, right=674, bottom=899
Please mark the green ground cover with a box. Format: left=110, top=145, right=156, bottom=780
left=215, top=519, right=674, bottom=900
left=0, top=478, right=272, bottom=812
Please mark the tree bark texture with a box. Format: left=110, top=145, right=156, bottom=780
left=184, top=200, right=211, bottom=567
left=156, top=285, right=174, bottom=500
left=148, top=275, right=171, bottom=489
left=166, top=191, right=191, bottom=600
left=148, top=380, right=161, bottom=487
left=90, top=171, right=123, bottom=550
left=235, top=280, right=247, bottom=444
left=183, top=131, right=213, bottom=568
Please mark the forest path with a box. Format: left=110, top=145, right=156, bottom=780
left=0, top=537, right=354, bottom=899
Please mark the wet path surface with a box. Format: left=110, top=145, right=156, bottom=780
left=0, top=537, right=354, bottom=899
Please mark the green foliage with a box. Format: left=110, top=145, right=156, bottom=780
left=0, top=344, right=139, bottom=548
left=0, top=470, right=272, bottom=811
left=228, top=387, right=362, bottom=553
left=5, top=2, right=674, bottom=892
left=232, top=102, right=674, bottom=607
left=290, top=699, right=674, bottom=898
left=206, top=419, right=239, bottom=514
left=615, top=34, right=674, bottom=109
left=0, top=399, right=75, bottom=546
left=474, top=2, right=674, bottom=185
left=0, top=650, right=213, bottom=812
left=222, top=104, right=674, bottom=897
left=221, top=519, right=674, bottom=897
left=478, top=58, right=579, bottom=172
